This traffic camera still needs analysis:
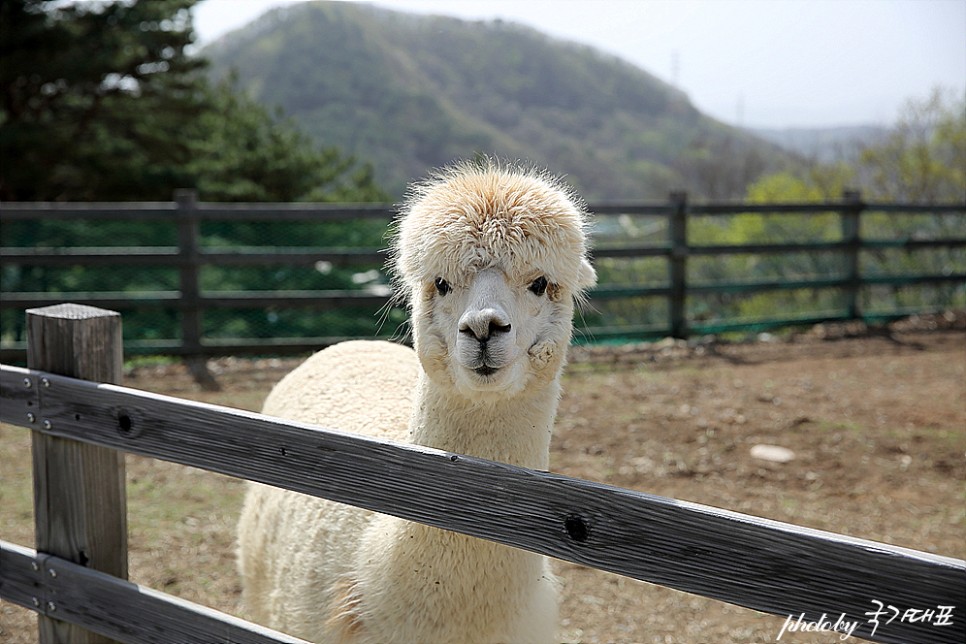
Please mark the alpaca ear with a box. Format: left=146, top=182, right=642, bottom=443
left=577, top=258, right=597, bottom=290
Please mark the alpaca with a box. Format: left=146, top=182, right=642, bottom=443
left=236, top=161, right=597, bottom=643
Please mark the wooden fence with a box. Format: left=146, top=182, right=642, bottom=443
left=1, top=303, right=964, bottom=643
left=1, top=192, right=964, bottom=363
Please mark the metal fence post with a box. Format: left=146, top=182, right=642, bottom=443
left=174, top=190, right=218, bottom=390
left=27, top=303, right=126, bottom=644
left=668, top=192, right=689, bottom=339
left=175, top=190, right=202, bottom=354
left=840, top=190, right=863, bottom=320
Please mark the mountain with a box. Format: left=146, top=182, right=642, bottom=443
left=203, top=1, right=791, bottom=200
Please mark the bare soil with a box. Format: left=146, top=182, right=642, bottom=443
left=2, top=315, right=964, bottom=643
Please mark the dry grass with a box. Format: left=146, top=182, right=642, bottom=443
left=2, top=327, right=964, bottom=643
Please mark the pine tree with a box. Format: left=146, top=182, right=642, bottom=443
left=1, top=0, right=207, bottom=200
left=0, top=0, right=385, bottom=202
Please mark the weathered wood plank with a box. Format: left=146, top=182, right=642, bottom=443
left=0, top=365, right=39, bottom=425
left=1, top=363, right=962, bottom=644
left=26, top=304, right=127, bottom=644
left=0, top=540, right=310, bottom=644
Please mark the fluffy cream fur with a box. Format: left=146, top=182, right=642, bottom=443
left=237, top=161, right=595, bottom=643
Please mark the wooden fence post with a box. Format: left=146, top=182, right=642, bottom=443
left=175, top=190, right=218, bottom=390
left=27, top=303, right=126, bottom=644
left=840, top=190, right=863, bottom=320
left=668, top=192, right=689, bottom=339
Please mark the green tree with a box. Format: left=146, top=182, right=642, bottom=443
left=688, top=169, right=852, bottom=323
left=857, top=87, right=966, bottom=203
left=187, top=75, right=385, bottom=202
left=852, top=88, right=965, bottom=313
left=1, top=0, right=206, bottom=200
left=1, top=0, right=384, bottom=202
left=696, top=89, right=966, bottom=324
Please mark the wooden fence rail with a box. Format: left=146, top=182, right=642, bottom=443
left=2, top=193, right=964, bottom=362
left=1, top=304, right=964, bottom=643
left=0, top=540, right=309, bottom=644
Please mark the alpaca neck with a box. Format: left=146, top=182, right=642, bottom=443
left=365, top=373, right=559, bottom=639
left=409, top=373, right=560, bottom=469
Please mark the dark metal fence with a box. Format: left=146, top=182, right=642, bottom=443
left=1, top=191, right=964, bottom=362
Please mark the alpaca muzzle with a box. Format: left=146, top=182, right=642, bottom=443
left=455, top=269, right=518, bottom=376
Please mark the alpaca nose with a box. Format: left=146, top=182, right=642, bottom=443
left=459, top=309, right=511, bottom=343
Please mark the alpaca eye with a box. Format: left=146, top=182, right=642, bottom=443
left=434, top=277, right=451, bottom=296
left=528, top=276, right=548, bottom=296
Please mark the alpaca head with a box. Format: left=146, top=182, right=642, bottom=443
left=392, top=161, right=596, bottom=398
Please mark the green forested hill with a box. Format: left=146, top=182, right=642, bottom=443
left=204, top=1, right=790, bottom=200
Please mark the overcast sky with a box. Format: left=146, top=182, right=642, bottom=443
left=192, top=0, right=966, bottom=129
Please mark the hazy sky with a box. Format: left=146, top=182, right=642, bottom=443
left=192, top=0, right=966, bottom=129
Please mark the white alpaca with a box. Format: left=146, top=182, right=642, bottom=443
left=236, top=161, right=597, bottom=643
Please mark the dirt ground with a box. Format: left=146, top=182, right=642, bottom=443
left=1, top=314, right=964, bottom=643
